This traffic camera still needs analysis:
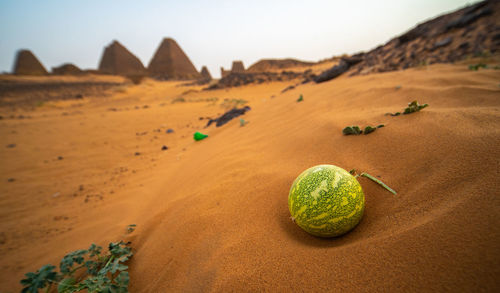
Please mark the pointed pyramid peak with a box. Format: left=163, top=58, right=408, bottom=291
left=162, top=37, right=176, bottom=43
left=148, top=37, right=201, bottom=80
left=98, top=40, right=146, bottom=76
left=13, top=49, right=48, bottom=75
left=200, top=66, right=212, bottom=80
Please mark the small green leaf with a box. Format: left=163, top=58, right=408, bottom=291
left=20, top=264, right=58, bottom=292
left=297, top=94, right=303, bottom=102
left=402, top=100, right=428, bottom=115
left=60, top=249, right=88, bottom=274
left=85, top=260, right=100, bottom=276
left=58, top=277, right=77, bottom=292
left=364, top=126, right=376, bottom=135
left=376, top=124, right=384, bottom=128
left=88, top=244, right=102, bottom=257
left=342, top=126, right=362, bottom=135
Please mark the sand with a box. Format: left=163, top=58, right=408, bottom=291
left=1, top=61, right=499, bottom=291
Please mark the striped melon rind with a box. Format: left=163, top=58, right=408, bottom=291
left=288, top=164, right=365, bottom=237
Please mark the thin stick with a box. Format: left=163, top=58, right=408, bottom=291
left=360, top=172, right=397, bottom=195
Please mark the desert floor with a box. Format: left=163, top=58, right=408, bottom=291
left=1, top=61, right=499, bottom=291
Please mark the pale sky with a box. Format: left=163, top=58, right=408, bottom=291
left=0, top=0, right=481, bottom=77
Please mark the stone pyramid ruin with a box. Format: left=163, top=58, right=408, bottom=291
left=231, top=61, right=245, bottom=73
left=148, top=38, right=201, bottom=80
left=200, top=66, right=212, bottom=80
left=52, top=63, right=84, bottom=75
left=220, top=60, right=245, bottom=78
left=98, top=40, right=146, bottom=76
left=220, top=67, right=230, bottom=78
left=13, top=49, right=48, bottom=75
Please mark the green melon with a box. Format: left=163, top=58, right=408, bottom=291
left=288, top=164, right=365, bottom=237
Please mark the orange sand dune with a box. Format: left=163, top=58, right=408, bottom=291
left=1, top=61, right=499, bottom=291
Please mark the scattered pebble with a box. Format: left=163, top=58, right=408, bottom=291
left=7, top=178, right=15, bottom=182
left=134, top=152, right=141, bottom=156
left=6, top=144, right=16, bottom=148
left=166, top=129, right=174, bottom=133
left=57, top=156, right=64, bottom=160
left=79, top=185, right=84, bottom=191
left=161, top=145, right=168, bottom=151
left=52, top=192, right=60, bottom=198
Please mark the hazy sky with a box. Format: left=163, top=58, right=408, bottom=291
left=0, top=0, right=480, bottom=77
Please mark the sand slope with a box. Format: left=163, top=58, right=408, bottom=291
left=1, top=61, right=499, bottom=291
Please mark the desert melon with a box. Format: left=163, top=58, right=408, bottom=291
left=288, top=164, right=365, bottom=237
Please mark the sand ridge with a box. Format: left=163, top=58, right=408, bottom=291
left=1, top=60, right=499, bottom=291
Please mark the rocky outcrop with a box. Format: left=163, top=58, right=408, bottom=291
left=316, top=0, right=500, bottom=82
left=247, top=58, right=315, bottom=72
left=207, top=70, right=315, bottom=90
left=13, top=50, right=48, bottom=75
left=314, top=55, right=363, bottom=83
left=148, top=38, right=201, bottom=80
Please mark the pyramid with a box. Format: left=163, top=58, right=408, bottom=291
left=148, top=38, right=201, bottom=80
left=98, top=40, right=146, bottom=76
left=231, top=61, right=245, bottom=73
left=52, top=63, right=83, bottom=75
left=13, top=50, right=48, bottom=75
left=200, top=66, right=212, bottom=80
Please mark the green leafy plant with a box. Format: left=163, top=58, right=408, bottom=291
left=349, top=169, right=397, bottom=195
left=468, top=63, right=487, bottom=71
left=297, top=94, right=303, bottom=102
left=343, top=125, right=384, bottom=135
left=386, top=100, right=428, bottom=116
left=20, top=227, right=135, bottom=293
left=342, top=126, right=362, bottom=135
left=403, top=100, right=428, bottom=114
